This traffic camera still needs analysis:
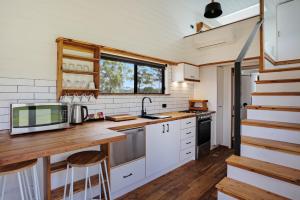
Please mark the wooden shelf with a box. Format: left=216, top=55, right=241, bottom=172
left=62, top=69, right=96, bottom=75
left=63, top=53, right=99, bottom=62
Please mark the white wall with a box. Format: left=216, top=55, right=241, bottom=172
left=182, top=16, right=260, bottom=65
left=0, top=0, right=202, bottom=80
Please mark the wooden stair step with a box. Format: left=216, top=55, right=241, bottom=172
left=242, top=136, right=300, bottom=155
left=242, top=119, right=300, bottom=131
left=216, top=177, right=288, bottom=200
left=226, top=155, right=300, bottom=186
left=256, top=78, right=300, bottom=84
left=252, top=92, right=300, bottom=96
left=261, top=67, right=300, bottom=73
left=246, top=105, right=300, bottom=112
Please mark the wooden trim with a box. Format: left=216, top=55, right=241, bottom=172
left=56, top=39, right=64, bottom=100
left=264, top=53, right=300, bottom=66
left=255, top=78, right=300, bottom=84
left=226, top=155, right=300, bottom=186
left=242, top=136, right=300, bottom=156
left=246, top=105, right=300, bottom=112
left=62, top=70, right=96, bottom=75
left=99, top=93, right=171, bottom=96
left=241, top=119, right=300, bottom=131
left=216, top=178, right=288, bottom=200
left=197, top=56, right=259, bottom=67
left=62, top=53, right=99, bottom=62
left=259, top=0, right=265, bottom=72
left=43, top=157, right=51, bottom=200
left=261, top=66, right=300, bottom=73
left=184, top=78, right=200, bottom=82
left=177, top=62, right=198, bottom=67
left=252, top=92, right=300, bottom=96
left=184, top=15, right=260, bottom=38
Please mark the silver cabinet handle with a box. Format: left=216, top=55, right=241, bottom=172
left=186, top=152, right=191, bottom=155
left=186, top=122, right=192, bottom=124
left=167, top=124, right=169, bottom=132
left=186, top=132, right=191, bottom=135
left=123, top=173, right=133, bottom=178
left=162, top=124, right=165, bottom=133
left=186, top=142, right=191, bottom=144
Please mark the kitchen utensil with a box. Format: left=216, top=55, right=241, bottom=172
left=70, top=104, right=89, bottom=124
left=72, top=95, right=81, bottom=103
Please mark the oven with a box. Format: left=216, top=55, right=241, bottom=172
left=196, top=116, right=212, bottom=159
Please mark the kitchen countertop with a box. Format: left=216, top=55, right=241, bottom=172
left=0, top=112, right=195, bottom=166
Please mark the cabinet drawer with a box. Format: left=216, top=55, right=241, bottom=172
left=181, top=117, right=196, bottom=129
left=181, top=137, right=195, bottom=150
left=111, top=158, right=145, bottom=192
left=180, top=147, right=195, bottom=161
left=181, top=127, right=195, bottom=140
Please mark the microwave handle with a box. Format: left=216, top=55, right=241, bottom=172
left=82, top=106, right=89, bottom=121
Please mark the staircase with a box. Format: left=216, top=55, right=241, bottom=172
left=216, top=68, right=300, bottom=200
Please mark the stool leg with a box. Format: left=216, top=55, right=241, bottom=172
left=103, top=159, right=111, bottom=200
left=17, top=172, right=25, bottom=200
left=33, top=165, right=41, bottom=200
left=63, top=164, right=69, bottom=200
left=84, top=167, right=89, bottom=200
left=98, top=165, right=102, bottom=200
left=1, top=176, right=6, bottom=200
left=24, top=170, right=34, bottom=200
left=88, top=176, right=93, bottom=199
left=99, top=163, right=107, bottom=200
left=20, top=172, right=29, bottom=200
left=70, top=167, right=74, bottom=200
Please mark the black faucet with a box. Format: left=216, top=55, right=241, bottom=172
left=141, top=97, right=152, bottom=116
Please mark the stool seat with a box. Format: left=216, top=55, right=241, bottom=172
left=67, top=151, right=106, bottom=167
left=0, top=159, right=37, bottom=176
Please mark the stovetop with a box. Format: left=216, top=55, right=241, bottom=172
left=179, top=110, right=214, bottom=117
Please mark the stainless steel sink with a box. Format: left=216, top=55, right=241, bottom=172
left=140, top=114, right=171, bottom=119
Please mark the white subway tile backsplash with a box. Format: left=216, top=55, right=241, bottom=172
left=0, top=93, right=34, bottom=100
left=0, top=77, right=34, bottom=86
left=34, top=93, right=56, bottom=100
left=0, top=123, right=9, bottom=130
left=0, top=115, right=9, bottom=123
left=34, top=80, right=56, bottom=87
left=0, top=86, right=18, bottom=92
left=0, top=108, right=9, bottom=115
left=0, top=100, right=17, bottom=107
left=18, top=86, right=49, bottom=93
left=49, top=87, right=56, bottom=93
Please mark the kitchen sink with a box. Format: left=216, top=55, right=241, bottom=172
left=140, top=114, right=171, bottom=119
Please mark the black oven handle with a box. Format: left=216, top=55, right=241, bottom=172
left=198, top=119, right=212, bottom=124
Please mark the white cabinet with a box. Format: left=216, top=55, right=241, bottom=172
left=180, top=117, right=196, bottom=162
left=172, top=63, right=200, bottom=82
left=111, top=158, right=145, bottom=193
left=146, top=120, right=180, bottom=177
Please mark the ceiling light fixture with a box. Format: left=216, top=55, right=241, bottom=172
left=204, top=0, right=223, bottom=18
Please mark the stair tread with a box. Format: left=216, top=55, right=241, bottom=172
left=252, top=92, right=300, bottom=96
left=242, top=136, right=300, bottom=155
left=242, top=119, right=300, bottom=131
left=256, top=78, right=300, bottom=84
left=246, top=105, right=300, bottom=112
left=216, top=177, right=289, bottom=200
left=226, top=155, right=300, bottom=186
left=261, top=67, right=300, bottom=73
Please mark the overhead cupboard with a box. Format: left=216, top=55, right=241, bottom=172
left=110, top=117, right=196, bottom=198
left=172, top=63, right=200, bottom=82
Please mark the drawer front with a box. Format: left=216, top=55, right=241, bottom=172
left=181, top=127, right=195, bottom=140
left=181, top=117, right=196, bottom=129
left=180, top=147, right=195, bottom=161
left=111, top=158, right=145, bottom=192
left=181, top=137, right=195, bottom=150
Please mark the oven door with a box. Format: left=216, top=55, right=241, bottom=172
left=10, top=103, right=70, bottom=134
left=197, top=118, right=212, bottom=146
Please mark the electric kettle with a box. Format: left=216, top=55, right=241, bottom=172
left=70, top=104, right=88, bottom=124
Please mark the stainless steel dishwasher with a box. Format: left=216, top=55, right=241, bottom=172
left=110, top=127, right=145, bottom=167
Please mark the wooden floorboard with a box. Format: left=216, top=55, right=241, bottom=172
left=118, top=146, right=233, bottom=200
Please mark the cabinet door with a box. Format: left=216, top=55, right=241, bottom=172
left=184, top=64, right=200, bottom=81
left=146, top=121, right=180, bottom=177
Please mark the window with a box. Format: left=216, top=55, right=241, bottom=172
left=100, top=54, right=165, bottom=94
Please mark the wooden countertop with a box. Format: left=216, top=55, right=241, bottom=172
left=0, top=112, right=195, bottom=166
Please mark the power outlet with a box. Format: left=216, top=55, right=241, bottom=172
left=162, top=104, right=167, bottom=108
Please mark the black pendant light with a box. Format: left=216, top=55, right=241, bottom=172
left=204, top=0, right=223, bottom=18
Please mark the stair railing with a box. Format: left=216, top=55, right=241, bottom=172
left=234, top=19, right=264, bottom=155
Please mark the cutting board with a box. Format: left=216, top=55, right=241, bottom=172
left=106, top=114, right=137, bottom=122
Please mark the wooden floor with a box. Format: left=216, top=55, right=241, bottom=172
left=118, top=146, right=234, bottom=200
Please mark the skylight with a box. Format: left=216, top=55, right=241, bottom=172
left=216, top=3, right=260, bottom=25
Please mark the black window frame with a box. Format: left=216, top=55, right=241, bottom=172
left=100, top=53, right=166, bottom=94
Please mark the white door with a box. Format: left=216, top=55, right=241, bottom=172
left=146, top=121, right=180, bottom=177
left=277, top=0, right=300, bottom=60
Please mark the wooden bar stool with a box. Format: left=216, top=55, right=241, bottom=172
left=63, top=150, right=111, bottom=200
left=0, top=159, right=41, bottom=200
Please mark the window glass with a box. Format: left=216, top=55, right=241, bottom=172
left=137, top=65, right=163, bottom=94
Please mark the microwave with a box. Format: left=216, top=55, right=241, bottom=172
left=10, top=103, right=70, bottom=135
